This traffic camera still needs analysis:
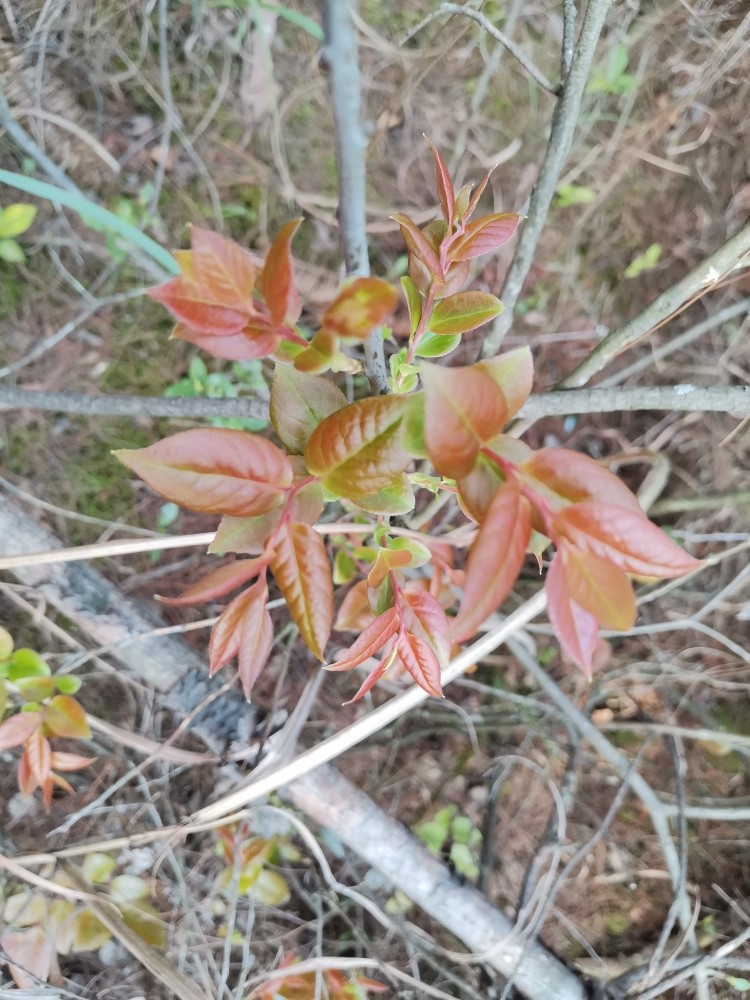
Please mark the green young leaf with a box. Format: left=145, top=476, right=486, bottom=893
left=333, top=550, right=357, bottom=585
left=270, top=365, right=347, bottom=455
left=8, top=649, right=52, bottom=680
left=415, top=332, right=462, bottom=358
left=555, top=184, right=597, bottom=208
left=0, top=626, right=13, bottom=661
left=400, top=275, right=422, bottom=336
left=401, top=394, right=428, bottom=458
left=624, top=243, right=662, bottom=279
left=476, top=346, right=534, bottom=420
left=82, top=852, right=117, bottom=885
left=429, top=291, right=503, bottom=336
left=43, top=695, right=91, bottom=740
left=0, top=238, right=25, bottom=263
left=0, top=203, right=37, bottom=238
left=351, top=474, right=416, bottom=516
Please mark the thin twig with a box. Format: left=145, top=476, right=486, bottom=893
left=323, top=0, right=388, bottom=394
left=560, top=220, right=750, bottom=387
left=482, top=0, right=614, bottom=355
left=404, top=4, right=558, bottom=95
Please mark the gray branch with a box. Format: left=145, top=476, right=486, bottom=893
left=560, top=220, right=750, bottom=387
left=482, top=0, right=614, bottom=356
left=323, top=0, right=388, bottom=394
left=2, top=384, right=747, bottom=423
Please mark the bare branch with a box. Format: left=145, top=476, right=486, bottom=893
left=323, top=0, right=388, bottom=394
left=405, top=4, right=558, bottom=95
left=482, top=0, right=615, bottom=356
left=3, top=383, right=747, bottom=425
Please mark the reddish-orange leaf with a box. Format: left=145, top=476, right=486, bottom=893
left=114, top=428, right=292, bottom=517
left=334, top=580, right=375, bottom=632
left=258, top=218, right=303, bottom=327
left=477, top=346, right=534, bottom=420
left=270, top=365, right=347, bottom=455
left=270, top=522, right=333, bottom=659
left=148, top=276, right=250, bottom=334
left=456, top=454, right=505, bottom=522
left=392, top=213, right=445, bottom=281
left=304, top=395, right=411, bottom=498
left=43, top=695, right=91, bottom=740
left=397, top=632, right=443, bottom=698
left=344, top=644, right=398, bottom=704
left=17, top=749, right=36, bottom=797
left=209, top=576, right=273, bottom=699
left=0, top=711, right=41, bottom=750
left=322, top=277, right=398, bottom=342
left=421, top=362, right=507, bottom=478
left=463, top=170, right=492, bottom=221
left=158, top=557, right=267, bottom=606
left=555, top=503, right=702, bottom=578
left=429, top=140, right=455, bottom=229
left=189, top=227, right=256, bottom=309
left=557, top=542, right=636, bottom=630
left=429, top=291, right=503, bottom=336
left=25, top=729, right=51, bottom=788
left=451, top=479, right=531, bottom=642
left=545, top=553, right=600, bottom=677
left=402, top=588, right=450, bottom=663
left=448, top=213, right=520, bottom=262
left=171, top=322, right=281, bottom=360
left=50, top=751, right=95, bottom=771
left=521, top=448, right=643, bottom=513
left=326, top=608, right=399, bottom=672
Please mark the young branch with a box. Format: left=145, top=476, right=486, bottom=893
left=481, top=0, right=615, bottom=356
left=560, top=219, right=750, bottom=388
left=323, top=0, right=388, bottom=394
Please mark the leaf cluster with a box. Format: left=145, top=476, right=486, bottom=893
left=114, top=146, right=701, bottom=705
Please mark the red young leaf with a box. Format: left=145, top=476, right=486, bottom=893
left=421, top=362, right=508, bottom=478
left=326, top=608, right=399, bottom=672
left=49, top=751, right=95, bottom=771
left=148, top=276, right=250, bottom=334
left=209, top=577, right=273, bottom=699
left=463, top=170, right=492, bottom=221
left=0, top=711, right=41, bottom=750
left=171, top=322, right=281, bottom=360
left=520, top=448, right=643, bottom=513
left=448, top=213, right=520, bottom=262
left=334, top=579, right=375, bottom=632
left=397, top=632, right=443, bottom=698
left=270, top=522, right=333, bottom=659
left=402, top=588, right=450, bottom=663
left=189, top=227, right=257, bottom=311
left=258, top=218, right=303, bottom=326
left=477, top=346, right=534, bottom=420
left=429, top=140, right=455, bottom=229
left=158, top=557, right=267, bottom=606
left=545, top=552, right=600, bottom=677
left=17, top=749, right=35, bottom=797
left=451, top=479, right=531, bottom=642
left=344, top=644, right=398, bottom=704
left=114, top=428, right=292, bottom=517
left=270, top=365, right=347, bottom=455
left=322, top=277, right=399, bottom=342
left=43, top=695, right=91, bottom=739
left=429, top=291, right=503, bottom=336
left=304, top=395, right=411, bottom=498
left=555, top=503, right=702, bottom=578
left=25, top=729, right=51, bottom=788
left=367, top=547, right=412, bottom=589
left=456, top=454, right=504, bottom=522
left=391, top=213, right=445, bottom=281
left=557, top=542, right=636, bottom=630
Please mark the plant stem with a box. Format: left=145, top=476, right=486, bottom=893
left=323, top=0, right=388, bottom=394
left=482, top=0, right=615, bottom=356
